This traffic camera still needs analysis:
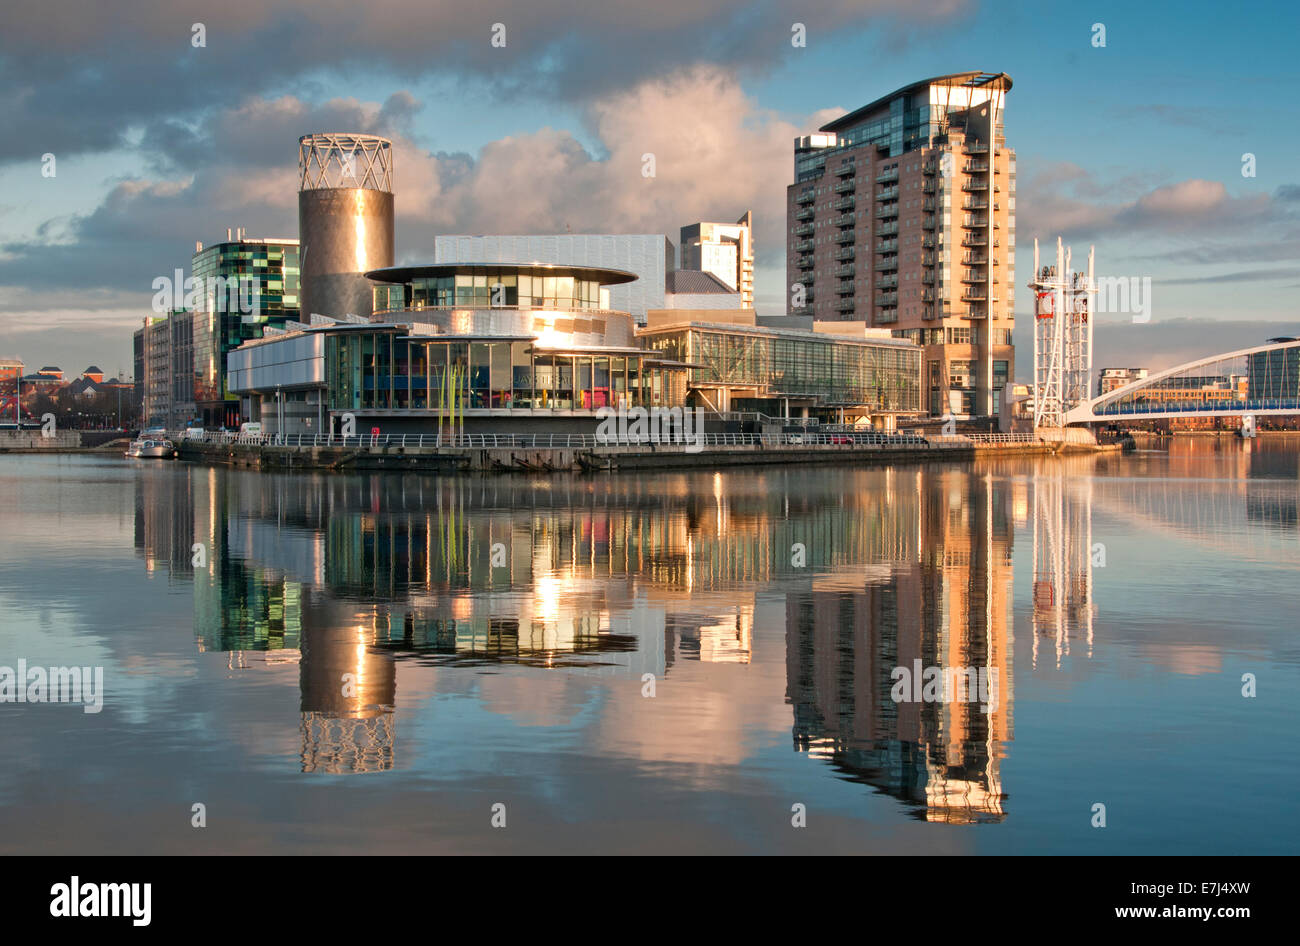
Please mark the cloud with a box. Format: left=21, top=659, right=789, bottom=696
left=1016, top=163, right=1284, bottom=242
left=0, top=0, right=967, bottom=164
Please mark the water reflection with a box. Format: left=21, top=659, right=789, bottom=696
left=133, top=464, right=1103, bottom=817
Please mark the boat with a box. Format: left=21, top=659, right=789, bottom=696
left=126, top=438, right=177, bottom=459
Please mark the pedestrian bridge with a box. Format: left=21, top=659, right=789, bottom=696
left=1065, top=337, right=1300, bottom=423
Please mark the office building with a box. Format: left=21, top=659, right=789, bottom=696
left=434, top=234, right=675, bottom=323
left=787, top=72, right=1015, bottom=418
left=680, top=212, right=754, bottom=307
left=191, top=236, right=302, bottom=427
left=662, top=270, right=743, bottom=310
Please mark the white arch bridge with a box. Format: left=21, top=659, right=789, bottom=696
left=1064, top=337, right=1300, bottom=424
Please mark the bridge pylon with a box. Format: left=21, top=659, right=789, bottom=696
left=1028, top=238, right=1095, bottom=429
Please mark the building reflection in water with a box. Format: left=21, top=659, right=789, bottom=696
left=131, top=461, right=1108, bottom=817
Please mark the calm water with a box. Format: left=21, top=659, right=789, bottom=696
left=1, top=441, right=1297, bottom=854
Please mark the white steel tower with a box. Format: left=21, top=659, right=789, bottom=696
left=1028, top=238, right=1095, bottom=428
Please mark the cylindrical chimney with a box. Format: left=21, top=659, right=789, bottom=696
left=297, top=133, right=394, bottom=320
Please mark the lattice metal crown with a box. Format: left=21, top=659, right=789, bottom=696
left=299, top=133, right=393, bottom=192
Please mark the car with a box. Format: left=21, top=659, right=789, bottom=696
left=787, top=434, right=804, bottom=444
left=829, top=435, right=852, bottom=445
left=238, top=422, right=262, bottom=436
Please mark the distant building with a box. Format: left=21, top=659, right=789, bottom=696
left=663, top=270, right=743, bottom=309
left=0, top=357, right=22, bottom=380
left=1097, top=367, right=1148, bottom=396
left=82, top=366, right=105, bottom=384
left=1248, top=339, right=1300, bottom=400
left=679, top=212, right=754, bottom=307
left=434, top=234, right=675, bottom=323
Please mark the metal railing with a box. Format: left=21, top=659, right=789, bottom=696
left=175, top=429, right=994, bottom=451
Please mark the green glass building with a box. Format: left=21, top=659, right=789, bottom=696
left=191, top=237, right=301, bottom=427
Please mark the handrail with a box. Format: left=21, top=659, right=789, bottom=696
left=173, top=429, right=1013, bottom=450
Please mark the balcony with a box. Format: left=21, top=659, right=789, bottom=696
left=834, top=263, right=855, bottom=277
left=962, top=179, right=989, bottom=191
left=963, top=161, right=989, bottom=173
left=875, top=308, right=898, bottom=324
left=796, top=190, right=816, bottom=205
left=962, top=269, right=985, bottom=284
left=922, top=179, right=937, bottom=193
left=921, top=252, right=936, bottom=266
left=922, top=198, right=936, bottom=212
left=794, top=239, right=814, bottom=252
left=922, top=161, right=938, bottom=175
left=876, top=239, right=898, bottom=253
left=922, top=216, right=936, bottom=230
left=877, top=185, right=899, bottom=201
left=830, top=195, right=856, bottom=210
left=876, top=292, right=899, bottom=306
left=875, top=257, right=898, bottom=272
left=833, top=298, right=855, bottom=313
left=795, top=206, right=814, bottom=221
left=833, top=247, right=855, bottom=260
left=963, top=197, right=988, bottom=210
left=922, top=289, right=936, bottom=302
left=833, top=230, right=855, bottom=244
left=962, top=234, right=988, bottom=246
left=876, top=203, right=899, bottom=219
left=963, top=306, right=988, bottom=319
left=876, top=167, right=899, bottom=183
left=836, top=280, right=855, bottom=295
left=834, top=163, right=856, bottom=177
left=829, top=213, right=854, bottom=227
left=922, top=236, right=936, bottom=248
left=962, top=289, right=988, bottom=302
left=878, top=274, right=898, bottom=289
left=833, top=179, right=855, bottom=193
left=962, top=214, right=987, bottom=229
left=878, top=221, right=899, bottom=236
left=964, top=142, right=989, bottom=155
left=796, top=255, right=814, bottom=269
left=794, top=223, right=814, bottom=236
left=962, top=253, right=988, bottom=265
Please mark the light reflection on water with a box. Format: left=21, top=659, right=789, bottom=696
left=0, top=437, right=1297, bottom=853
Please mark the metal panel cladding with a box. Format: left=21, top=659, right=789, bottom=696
left=298, top=134, right=395, bottom=320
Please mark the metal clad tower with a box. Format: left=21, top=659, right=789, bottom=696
left=1028, top=237, right=1095, bottom=429
left=298, top=134, right=394, bottom=320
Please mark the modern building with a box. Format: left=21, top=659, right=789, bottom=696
left=1248, top=338, right=1300, bottom=400
left=640, top=315, right=922, bottom=424
left=191, top=236, right=302, bottom=427
left=298, top=134, right=395, bottom=322
left=680, top=212, right=754, bottom=307
left=434, top=234, right=675, bottom=324
left=787, top=72, right=1015, bottom=419
left=228, top=262, right=691, bottom=437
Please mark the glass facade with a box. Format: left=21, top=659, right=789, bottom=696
left=192, top=240, right=301, bottom=427
left=325, top=330, right=684, bottom=413
left=643, top=327, right=920, bottom=413
left=375, top=268, right=608, bottom=314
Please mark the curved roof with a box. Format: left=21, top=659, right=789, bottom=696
left=820, top=72, right=1012, bottom=134
left=365, top=262, right=639, bottom=286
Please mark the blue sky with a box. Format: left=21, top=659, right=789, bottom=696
left=1, top=0, right=1296, bottom=377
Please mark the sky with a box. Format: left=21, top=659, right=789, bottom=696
left=1, top=0, right=1297, bottom=379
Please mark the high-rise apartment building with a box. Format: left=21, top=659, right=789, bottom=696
left=787, top=72, right=1015, bottom=418
left=680, top=212, right=754, bottom=307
